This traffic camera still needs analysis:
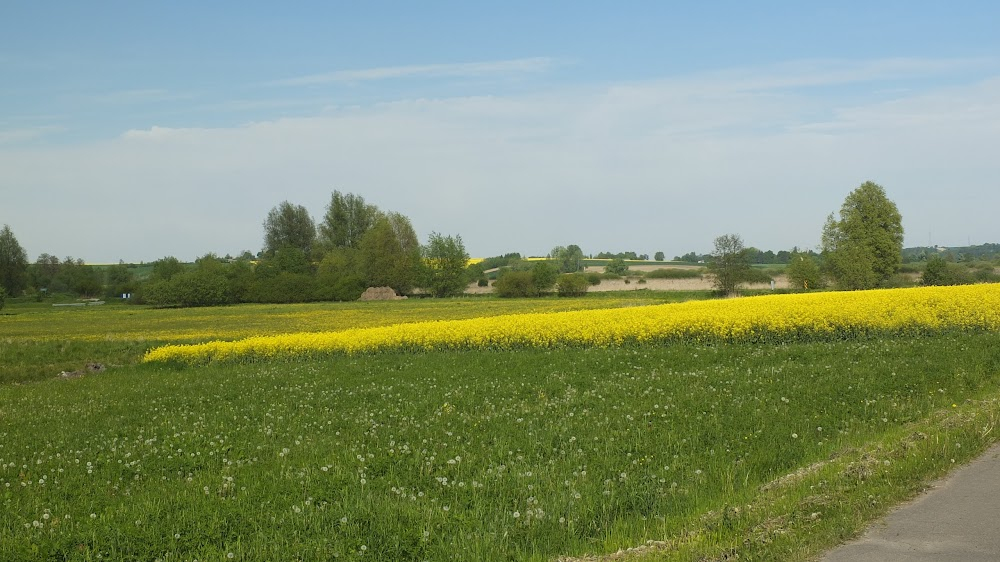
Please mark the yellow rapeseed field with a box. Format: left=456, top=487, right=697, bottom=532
left=143, top=284, right=1000, bottom=365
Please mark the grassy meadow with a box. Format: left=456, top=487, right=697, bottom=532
left=1, top=291, right=701, bottom=386
left=2, top=288, right=1000, bottom=561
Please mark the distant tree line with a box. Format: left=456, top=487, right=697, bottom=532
left=594, top=250, right=649, bottom=261
left=0, top=191, right=473, bottom=307
left=135, top=192, right=471, bottom=306
left=2, top=182, right=996, bottom=307
left=903, top=243, right=1000, bottom=263
left=706, top=181, right=914, bottom=294
left=674, top=248, right=813, bottom=265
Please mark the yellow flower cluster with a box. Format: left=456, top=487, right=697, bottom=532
left=143, top=284, right=1000, bottom=365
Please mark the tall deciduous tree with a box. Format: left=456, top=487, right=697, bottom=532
left=707, top=233, right=752, bottom=294
left=0, top=225, right=29, bottom=296
left=821, top=181, right=904, bottom=290
left=359, top=212, right=421, bottom=294
left=29, top=253, right=61, bottom=291
left=318, top=191, right=382, bottom=250
left=57, top=257, right=102, bottom=297
left=421, top=232, right=470, bottom=297
left=550, top=244, right=584, bottom=273
left=263, top=201, right=316, bottom=257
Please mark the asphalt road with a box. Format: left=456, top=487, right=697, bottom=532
left=819, top=442, right=1000, bottom=561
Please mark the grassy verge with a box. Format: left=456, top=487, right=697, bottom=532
left=2, top=332, right=998, bottom=560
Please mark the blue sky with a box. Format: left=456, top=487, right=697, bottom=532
left=2, top=1, right=999, bottom=262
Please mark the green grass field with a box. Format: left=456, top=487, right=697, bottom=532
left=2, top=296, right=999, bottom=561
left=1, top=292, right=707, bottom=385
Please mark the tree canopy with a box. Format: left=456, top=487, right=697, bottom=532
left=421, top=232, right=470, bottom=297
left=0, top=225, right=29, bottom=296
left=359, top=212, right=422, bottom=294
left=263, top=201, right=316, bottom=257
left=550, top=245, right=584, bottom=273
left=318, top=191, right=382, bottom=250
left=821, top=181, right=904, bottom=290
left=707, top=233, right=752, bottom=294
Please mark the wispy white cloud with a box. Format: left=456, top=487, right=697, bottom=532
left=271, top=57, right=555, bottom=86
left=4, top=57, right=999, bottom=262
left=0, top=125, right=64, bottom=144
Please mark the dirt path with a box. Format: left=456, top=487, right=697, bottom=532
left=818, top=442, right=1000, bottom=561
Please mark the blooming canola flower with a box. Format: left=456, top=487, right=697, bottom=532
left=143, top=284, right=1000, bottom=365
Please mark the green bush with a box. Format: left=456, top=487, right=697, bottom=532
left=556, top=274, right=589, bottom=297
left=140, top=279, right=178, bottom=306
left=493, top=270, right=539, bottom=298
left=532, top=261, right=558, bottom=292
left=921, top=255, right=951, bottom=286
left=246, top=273, right=318, bottom=304
left=744, top=267, right=774, bottom=284
left=604, top=258, right=629, bottom=276
left=972, top=264, right=1000, bottom=283
left=142, top=269, right=234, bottom=307
left=786, top=253, right=824, bottom=291
left=0, top=286, right=5, bottom=310
left=172, top=270, right=232, bottom=306
left=585, top=272, right=602, bottom=286
left=313, top=275, right=366, bottom=302
left=922, top=256, right=994, bottom=286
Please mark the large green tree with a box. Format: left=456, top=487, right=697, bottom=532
left=359, top=212, right=421, bottom=294
left=550, top=245, right=584, bottom=273
left=151, top=256, right=185, bottom=282
left=0, top=225, right=29, bottom=297
left=29, top=253, right=61, bottom=292
left=263, top=201, right=316, bottom=257
left=707, top=233, right=752, bottom=294
left=315, top=248, right=366, bottom=301
left=421, top=232, right=470, bottom=297
left=105, top=263, right=137, bottom=298
left=54, top=257, right=102, bottom=297
left=821, top=181, right=904, bottom=290
left=318, top=191, right=382, bottom=251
